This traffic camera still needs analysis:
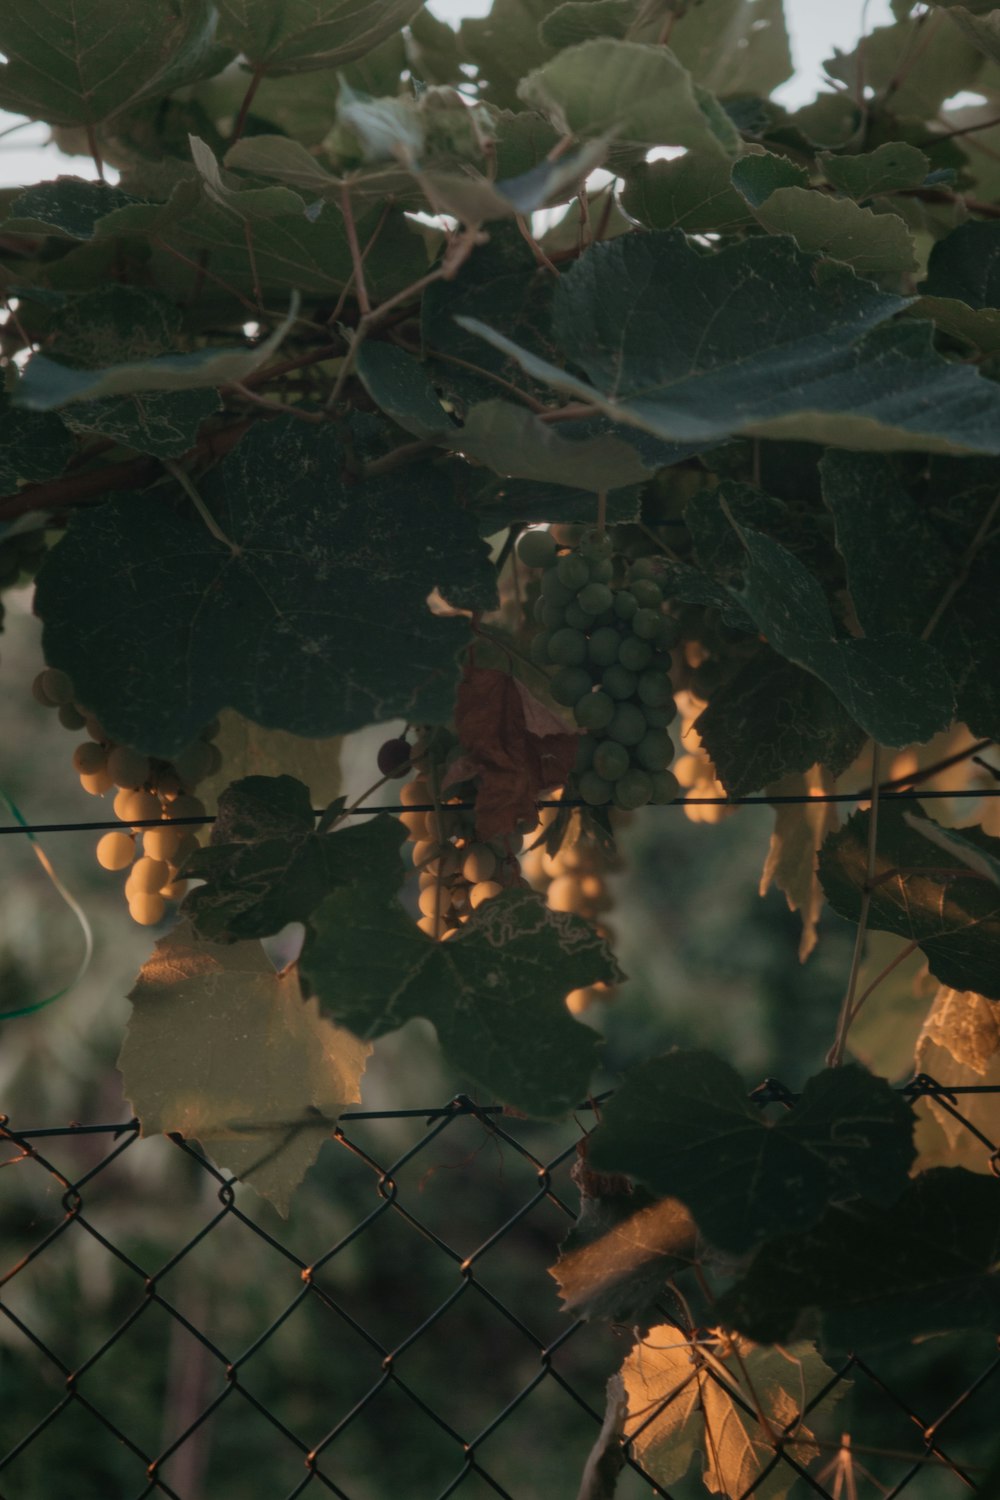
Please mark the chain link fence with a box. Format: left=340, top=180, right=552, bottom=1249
left=2, top=1080, right=999, bottom=1500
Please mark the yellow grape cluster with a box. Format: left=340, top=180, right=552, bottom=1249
left=31, top=667, right=221, bottom=925
left=522, top=806, right=621, bottom=1013
left=397, top=732, right=533, bottom=941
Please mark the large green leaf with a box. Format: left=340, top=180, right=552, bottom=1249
left=217, top=0, right=423, bottom=74
left=620, top=153, right=755, bottom=233
left=121, top=921, right=370, bottom=1216
left=0, top=0, right=221, bottom=128
left=16, top=293, right=295, bottom=411
left=459, top=0, right=559, bottom=111
left=20, top=284, right=220, bottom=459
left=717, top=1169, right=1000, bottom=1352
left=695, top=651, right=866, bottom=798
left=724, top=520, right=954, bottom=746
left=916, top=220, right=1000, bottom=353
left=457, top=231, right=1000, bottom=455
left=668, top=0, right=792, bottom=99
left=819, top=803, right=1000, bottom=999
left=741, top=184, right=917, bottom=279
left=823, top=16, right=984, bottom=120
left=301, top=886, right=618, bottom=1118
left=820, top=450, right=1000, bottom=739
left=820, top=142, right=931, bottom=199
left=0, top=393, right=73, bottom=494
left=2, top=179, right=143, bottom=241
left=587, top=1051, right=915, bottom=1254
left=517, top=40, right=740, bottom=156
left=35, top=419, right=494, bottom=757
left=183, top=776, right=404, bottom=940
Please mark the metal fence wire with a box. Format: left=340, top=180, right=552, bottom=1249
left=2, top=1080, right=999, bottom=1500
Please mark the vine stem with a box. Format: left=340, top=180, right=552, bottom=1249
left=162, top=460, right=238, bottom=553
left=340, top=184, right=371, bottom=318
left=828, top=741, right=882, bottom=1068
left=846, top=938, right=920, bottom=1030
left=85, top=122, right=105, bottom=183
left=231, top=67, right=264, bottom=147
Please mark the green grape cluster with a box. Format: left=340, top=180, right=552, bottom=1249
left=518, top=526, right=680, bottom=811
left=387, top=726, right=531, bottom=940
left=31, top=666, right=221, bottom=926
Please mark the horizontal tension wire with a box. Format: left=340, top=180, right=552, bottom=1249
left=1, top=786, right=998, bottom=837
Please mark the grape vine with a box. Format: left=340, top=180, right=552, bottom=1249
left=3, top=0, right=1000, bottom=1491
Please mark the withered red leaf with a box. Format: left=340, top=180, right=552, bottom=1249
left=454, top=665, right=578, bottom=840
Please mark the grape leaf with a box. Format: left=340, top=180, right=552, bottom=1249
left=0, top=0, right=221, bottom=129
left=550, top=1153, right=696, bottom=1329
left=723, top=521, right=954, bottom=746
left=694, top=650, right=865, bottom=798
left=930, top=1, right=1000, bottom=65
left=121, top=922, right=371, bottom=1216
left=301, top=887, right=618, bottom=1118
left=914, top=985, right=1000, bottom=1172
left=451, top=665, right=579, bottom=840
left=0, top=392, right=73, bottom=494
left=620, top=1329, right=838, bottom=1500
left=459, top=0, right=559, bottom=112
left=820, top=142, right=931, bottom=198
left=517, top=39, right=741, bottom=157
left=717, top=1169, right=1000, bottom=1352
left=217, top=0, right=423, bottom=75
left=587, top=1051, right=916, bottom=1253
left=667, top=0, right=792, bottom=98
left=456, top=231, right=1000, bottom=454
left=820, top=451, right=1000, bottom=740
left=620, top=154, right=756, bottom=234
left=35, top=419, right=494, bottom=757
left=916, top=219, right=1000, bottom=352
left=730, top=151, right=809, bottom=208
left=819, top=803, right=1000, bottom=999
left=3, top=179, right=143, bottom=240
left=746, top=187, right=917, bottom=279
left=823, top=17, right=984, bottom=120
left=182, top=776, right=404, bottom=941
left=539, top=0, right=636, bottom=47
left=759, top=767, right=841, bottom=963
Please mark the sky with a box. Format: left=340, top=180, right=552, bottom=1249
left=0, top=0, right=894, bottom=188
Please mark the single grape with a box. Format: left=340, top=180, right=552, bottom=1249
left=417, top=913, right=446, bottom=939
left=587, top=626, right=621, bottom=668
left=540, top=599, right=566, bottom=630
left=115, top=788, right=160, bottom=824
left=551, top=666, right=594, bottom=706
left=107, top=745, right=151, bottom=790
left=470, top=880, right=503, bottom=909
left=587, top=556, right=614, bottom=583
left=400, top=778, right=431, bottom=807
left=642, top=698, right=678, bottom=728
left=166, top=794, right=206, bottom=824
left=516, top=528, right=558, bottom=568
left=556, top=554, right=590, bottom=590
left=578, top=529, right=613, bottom=561
left=541, top=569, right=574, bottom=605
left=143, top=825, right=184, bottom=862
left=547, top=627, right=588, bottom=667
left=57, top=704, right=86, bottom=731
left=618, top=635, right=653, bottom=672
left=602, top=663, right=638, bottom=701
left=574, top=690, right=615, bottom=731
left=128, top=892, right=166, bottom=927
left=608, top=702, right=646, bottom=746
left=577, top=581, right=614, bottom=616
left=96, top=831, right=135, bottom=871
left=377, top=737, right=412, bottom=777
left=634, top=729, right=674, bottom=772
left=80, top=768, right=114, bottom=796
left=613, top=590, right=638, bottom=622
left=564, top=602, right=591, bottom=631
left=594, top=740, right=629, bottom=781
left=418, top=884, right=450, bottom=918
left=72, top=742, right=107, bottom=775
left=130, top=856, right=170, bottom=894
left=547, top=874, right=585, bottom=914
left=529, top=630, right=553, bottom=665
left=637, top=670, right=674, bottom=708
left=40, top=668, right=75, bottom=706
left=631, top=578, right=663, bottom=609
left=632, top=606, right=662, bottom=641
left=614, top=768, right=653, bottom=809
left=650, top=769, right=681, bottom=804
left=463, top=844, right=498, bottom=883
left=578, top=770, right=612, bottom=805
left=31, top=672, right=56, bottom=707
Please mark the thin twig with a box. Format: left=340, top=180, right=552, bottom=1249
left=231, top=67, right=264, bottom=147
left=340, top=184, right=371, bottom=318
left=85, top=122, right=105, bottom=183
left=162, top=459, right=238, bottom=553
left=847, top=938, right=920, bottom=1028
left=921, top=491, right=1000, bottom=641
left=828, top=742, right=882, bottom=1067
